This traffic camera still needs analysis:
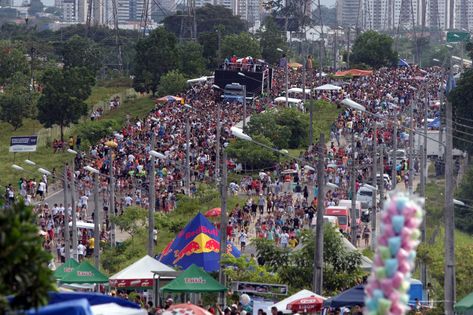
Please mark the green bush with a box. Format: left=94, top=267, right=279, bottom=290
left=75, top=119, right=121, bottom=145
left=158, top=70, right=187, bottom=96
left=226, top=134, right=279, bottom=170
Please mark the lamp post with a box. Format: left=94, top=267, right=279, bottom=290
left=67, top=149, right=79, bottom=259
left=212, top=85, right=223, bottom=182
left=277, top=47, right=289, bottom=108
left=84, top=165, right=101, bottom=269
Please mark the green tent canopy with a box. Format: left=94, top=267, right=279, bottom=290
left=61, top=261, right=109, bottom=284
left=455, top=292, right=473, bottom=314
left=54, top=258, right=80, bottom=280
left=160, top=264, right=227, bottom=293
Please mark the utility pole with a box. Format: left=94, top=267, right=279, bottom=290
left=148, top=132, right=156, bottom=256
left=371, top=123, right=377, bottom=251
left=379, top=145, right=384, bottom=225
left=350, top=131, right=358, bottom=245
left=346, top=28, right=351, bottom=69
left=185, top=115, right=191, bottom=195
left=242, top=85, right=247, bottom=130
left=421, top=93, right=428, bottom=287
left=408, top=100, right=415, bottom=194
left=109, top=149, right=116, bottom=247
left=63, top=164, right=70, bottom=260
left=215, top=102, right=221, bottom=182
left=439, top=84, right=444, bottom=158
left=309, top=102, right=314, bottom=145
left=285, top=59, right=289, bottom=108
left=93, top=172, right=100, bottom=269
left=314, top=133, right=325, bottom=294
left=70, top=159, right=78, bottom=261
left=444, top=62, right=455, bottom=315
left=218, top=150, right=228, bottom=304
left=392, top=118, right=398, bottom=188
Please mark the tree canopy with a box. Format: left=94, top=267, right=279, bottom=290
left=62, top=35, right=103, bottom=75
left=260, top=17, right=287, bottom=65
left=177, top=41, right=206, bottom=78
left=132, top=27, right=178, bottom=95
left=220, top=32, right=261, bottom=59
left=0, top=201, right=55, bottom=313
left=350, top=30, right=398, bottom=68
left=158, top=70, right=188, bottom=96
left=226, top=134, right=279, bottom=170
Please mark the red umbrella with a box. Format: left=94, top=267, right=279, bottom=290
left=204, top=208, right=221, bottom=217
left=286, top=296, right=324, bottom=313
left=164, top=304, right=213, bottom=315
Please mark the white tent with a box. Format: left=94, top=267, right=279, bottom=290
left=91, top=303, right=147, bottom=315
left=109, top=255, right=174, bottom=288
left=288, top=87, right=311, bottom=95
left=274, top=97, right=303, bottom=104
left=315, top=84, right=342, bottom=91
left=187, top=76, right=210, bottom=84
left=69, top=220, right=94, bottom=230
left=269, top=289, right=326, bottom=312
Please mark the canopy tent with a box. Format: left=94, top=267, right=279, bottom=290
left=204, top=208, right=221, bottom=218
left=334, top=69, right=373, bottom=77
left=61, top=261, right=109, bottom=284
left=26, top=298, right=93, bottom=315
left=455, top=291, right=473, bottom=314
left=109, top=255, right=175, bottom=288
left=186, top=76, right=210, bottom=84
left=47, top=292, right=140, bottom=309
left=270, top=289, right=326, bottom=311
left=287, top=296, right=324, bottom=313
left=160, top=264, right=227, bottom=293
left=324, top=280, right=423, bottom=308
left=54, top=258, right=79, bottom=280
left=159, top=213, right=240, bottom=272
left=398, top=58, right=410, bottom=67
left=163, top=303, right=213, bottom=315
left=315, top=84, right=342, bottom=91
left=69, top=221, right=94, bottom=230
left=288, top=87, right=311, bottom=94
left=156, top=96, right=183, bottom=103
left=274, top=97, right=303, bottom=104
left=90, top=303, right=147, bottom=315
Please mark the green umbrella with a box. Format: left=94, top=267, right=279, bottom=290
left=160, top=264, right=227, bottom=293
left=455, top=292, right=473, bottom=314
left=53, top=258, right=79, bottom=280
left=61, top=261, right=108, bottom=284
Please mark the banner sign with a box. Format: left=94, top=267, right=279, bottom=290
left=447, top=31, right=470, bottom=43
left=9, top=136, right=38, bottom=153
left=232, top=281, right=288, bottom=296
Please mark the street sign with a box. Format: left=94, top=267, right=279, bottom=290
left=447, top=31, right=470, bottom=43
left=232, top=281, right=288, bottom=295
left=9, top=136, right=38, bottom=152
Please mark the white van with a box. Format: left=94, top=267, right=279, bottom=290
left=357, top=185, right=378, bottom=208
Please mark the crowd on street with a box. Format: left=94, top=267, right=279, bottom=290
left=6, top=57, right=447, bottom=263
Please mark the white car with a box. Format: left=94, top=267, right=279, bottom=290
left=357, top=184, right=378, bottom=209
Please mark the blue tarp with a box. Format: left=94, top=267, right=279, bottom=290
left=47, top=292, right=140, bottom=309
left=26, top=298, right=92, bottom=315
left=428, top=117, right=441, bottom=129
left=159, top=213, right=240, bottom=272
left=324, top=280, right=424, bottom=308
left=398, top=59, right=409, bottom=67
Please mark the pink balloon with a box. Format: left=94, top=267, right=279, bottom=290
left=378, top=235, right=388, bottom=246
left=392, top=272, right=404, bottom=289
left=390, top=303, right=405, bottom=315
left=397, top=248, right=409, bottom=261
left=383, top=224, right=395, bottom=238
left=406, top=217, right=421, bottom=229
left=380, top=279, right=394, bottom=297
left=401, top=227, right=413, bottom=240
left=388, top=204, right=399, bottom=215
left=382, top=214, right=391, bottom=224
left=398, top=260, right=411, bottom=273
left=389, top=291, right=400, bottom=303
left=374, top=255, right=384, bottom=266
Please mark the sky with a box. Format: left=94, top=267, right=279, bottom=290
left=320, top=0, right=336, bottom=7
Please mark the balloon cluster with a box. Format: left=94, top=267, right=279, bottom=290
left=364, top=193, right=424, bottom=315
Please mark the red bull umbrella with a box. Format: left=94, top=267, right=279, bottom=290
left=159, top=213, right=240, bottom=272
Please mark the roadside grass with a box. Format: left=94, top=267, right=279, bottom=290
left=0, top=87, right=153, bottom=193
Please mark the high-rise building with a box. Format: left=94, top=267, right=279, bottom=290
left=336, top=0, right=361, bottom=27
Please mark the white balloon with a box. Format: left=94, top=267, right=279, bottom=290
left=240, top=294, right=251, bottom=306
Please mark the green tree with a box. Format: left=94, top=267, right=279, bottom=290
left=37, top=67, right=93, bottom=140
left=0, top=201, right=55, bottom=313
left=253, top=226, right=363, bottom=294
left=260, top=17, right=287, bottom=65
left=198, top=32, right=219, bottom=69
left=226, top=134, right=279, bottom=170
left=132, top=27, right=178, bottom=95
left=220, top=32, right=261, bottom=59
left=454, top=165, right=473, bottom=234
left=62, top=35, right=102, bottom=75
left=222, top=255, right=281, bottom=284
left=0, top=82, right=38, bottom=130
left=177, top=41, right=206, bottom=78
left=111, top=206, right=148, bottom=238
left=163, top=4, right=247, bottom=37
left=158, top=70, right=188, bottom=96
left=28, top=0, right=44, bottom=15
left=350, top=30, right=398, bottom=68
left=76, top=119, right=121, bottom=145
left=449, top=69, right=473, bottom=154
left=0, top=41, right=29, bottom=88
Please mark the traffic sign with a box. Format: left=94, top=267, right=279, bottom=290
left=447, top=31, right=470, bottom=43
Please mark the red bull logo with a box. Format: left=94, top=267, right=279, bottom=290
left=172, top=233, right=222, bottom=265
left=160, top=239, right=174, bottom=258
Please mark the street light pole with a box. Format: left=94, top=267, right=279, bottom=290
left=408, top=100, right=415, bottom=194
left=313, top=133, right=325, bottom=294
left=371, top=123, right=377, bottom=251
left=350, top=131, right=358, bottom=245
left=218, top=150, right=228, bottom=304
left=185, top=114, right=191, bottom=195
left=285, top=60, right=289, bottom=108
left=148, top=132, right=156, bottom=256
left=242, top=85, right=247, bottom=130
left=109, top=149, right=116, bottom=247
left=93, top=172, right=100, bottom=269
left=392, top=119, right=398, bottom=188
left=63, top=164, right=70, bottom=259
left=215, top=101, right=221, bottom=182
left=70, top=158, right=78, bottom=260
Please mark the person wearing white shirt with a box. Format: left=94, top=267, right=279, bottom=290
left=79, top=195, right=89, bottom=209
left=280, top=232, right=289, bottom=248
left=77, top=242, right=86, bottom=261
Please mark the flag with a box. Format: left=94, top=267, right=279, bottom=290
left=445, top=73, right=457, bottom=95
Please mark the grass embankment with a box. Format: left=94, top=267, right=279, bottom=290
left=0, top=87, right=153, bottom=190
